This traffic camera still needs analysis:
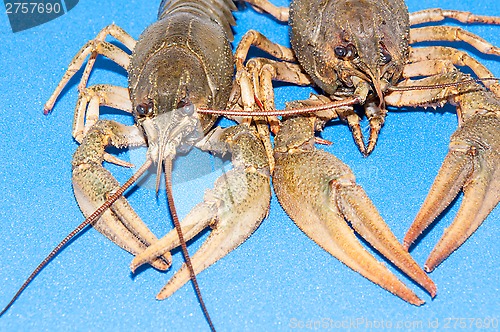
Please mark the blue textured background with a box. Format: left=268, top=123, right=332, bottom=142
left=0, top=0, right=498, bottom=331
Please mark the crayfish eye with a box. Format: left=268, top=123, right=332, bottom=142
left=381, top=53, right=391, bottom=64
left=180, top=104, right=195, bottom=116
left=334, top=45, right=348, bottom=58
left=176, top=96, right=194, bottom=116
left=345, top=44, right=358, bottom=59
left=135, top=101, right=154, bottom=117
left=335, top=44, right=358, bottom=60
left=380, top=43, right=392, bottom=64
left=136, top=104, right=146, bottom=115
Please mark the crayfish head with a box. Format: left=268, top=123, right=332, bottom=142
left=330, top=3, right=409, bottom=104
left=129, top=47, right=219, bottom=191
left=334, top=2, right=409, bottom=102
left=129, top=47, right=218, bottom=161
left=139, top=100, right=202, bottom=193
left=291, top=0, right=409, bottom=104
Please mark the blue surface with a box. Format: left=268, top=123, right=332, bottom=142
left=0, top=0, right=499, bottom=331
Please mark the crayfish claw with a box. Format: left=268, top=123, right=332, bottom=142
left=337, top=181, right=436, bottom=297
left=132, top=124, right=271, bottom=298
left=403, top=148, right=471, bottom=251
left=336, top=107, right=367, bottom=155
left=156, top=176, right=269, bottom=299
left=273, top=116, right=433, bottom=304
left=72, top=120, right=172, bottom=270
left=405, top=112, right=500, bottom=272
left=365, top=101, right=388, bottom=156
left=130, top=202, right=214, bottom=273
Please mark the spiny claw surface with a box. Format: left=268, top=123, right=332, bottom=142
left=72, top=120, right=171, bottom=270
left=273, top=116, right=436, bottom=305
left=387, top=71, right=500, bottom=271
left=404, top=112, right=500, bottom=272
left=130, top=124, right=271, bottom=298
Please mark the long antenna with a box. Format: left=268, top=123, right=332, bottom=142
left=163, top=159, right=216, bottom=332
left=197, top=96, right=361, bottom=116
left=198, top=78, right=500, bottom=117
left=0, top=159, right=152, bottom=317
left=387, top=77, right=500, bottom=91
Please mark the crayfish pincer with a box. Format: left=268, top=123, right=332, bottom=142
left=130, top=124, right=272, bottom=299
left=272, top=114, right=436, bottom=305
left=385, top=69, right=500, bottom=272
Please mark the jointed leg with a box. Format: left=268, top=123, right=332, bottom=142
left=44, top=24, right=136, bottom=114
left=244, top=0, right=289, bottom=22
left=234, top=30, right=297, bottom=72
left=410, top=8, right=500, bottom=26
left=410, top=26, right=500, bottom=59
left=408, top=46, right=500, bottom=96
left=73, top=85, right=132, bottom=142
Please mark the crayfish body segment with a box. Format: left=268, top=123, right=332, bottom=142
left=289, top=0, right=409, bottom=99
left=128, top=0, right=236, bottom=167
left=288, top=0, right=410, bottom=155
